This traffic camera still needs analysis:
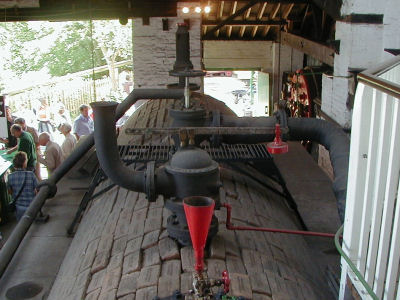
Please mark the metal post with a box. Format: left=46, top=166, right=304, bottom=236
left=184, top=77, right=190, bottom=108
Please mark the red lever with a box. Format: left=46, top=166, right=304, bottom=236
left=267, top=124, right=288, bottom=154
left=222, top=270, right=230, bottom=293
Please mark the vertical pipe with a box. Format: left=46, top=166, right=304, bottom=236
left=184, top=77, right=190, bottom=108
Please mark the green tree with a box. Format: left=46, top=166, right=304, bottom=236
left=0, top=22, right=53, bottom=75
left=92, top=20, right=132, bottom=91
left=0, top=20, right=132, bottom=91
left=43, top=22, right=104, bottom=76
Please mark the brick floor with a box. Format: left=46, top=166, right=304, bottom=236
left=48, top=99, right=333, bottom=300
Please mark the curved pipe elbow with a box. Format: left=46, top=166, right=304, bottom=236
left=91, top=101, right=145, bottom=192
left=287, top=118, right=350, bottom=222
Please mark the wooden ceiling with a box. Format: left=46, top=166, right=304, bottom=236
left=201, top=0, right=337, bottom=43
left=0, top=0, right=339, bottom=45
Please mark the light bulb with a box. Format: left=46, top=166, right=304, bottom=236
left=182, top=7, right=190, bottom=14
left=204, top=6, right=211, bottom=13
left=195, top=7, right=202, bottom=13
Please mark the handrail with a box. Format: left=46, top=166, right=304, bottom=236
left=357, top=55, right=400, bottom=99
left=335, top=225, right=379, bottom=300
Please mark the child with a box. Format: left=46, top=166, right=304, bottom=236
left=7, top=151, right=38, bottom=220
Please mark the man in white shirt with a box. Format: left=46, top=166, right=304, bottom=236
left=38, top=132, right=63, bottom=176
left=59, top=123, right=76, bottom=159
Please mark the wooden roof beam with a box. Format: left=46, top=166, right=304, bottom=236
left=227, top=1, right=237, bottom=38
left=203, top=20, right=286, bottom=25
left=262, top=3, right=280, bottom=37
left=239, top=6, right=252, bottom=37
left=280, top=31, right=335, bottom=66
left=215, top=1, right=225, bottom=37
left=204, top=0, right=258, bottom=39
left=251, top=2, right=267, bottom=37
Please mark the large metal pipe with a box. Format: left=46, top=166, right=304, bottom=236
left=221, top=115, right=276, bottom=143
left=91, top=102, right=145, bottom=192
left=287, top=118, right=350, bottom=221
left=222, top=114, right=350, bottom=222
left=0, top=88, right=184, bottom=278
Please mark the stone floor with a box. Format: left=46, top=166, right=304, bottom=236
left=0, top=173, right=92, bottom=299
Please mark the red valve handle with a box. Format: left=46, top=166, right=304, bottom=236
left=222, top=270, right=230, bottom=294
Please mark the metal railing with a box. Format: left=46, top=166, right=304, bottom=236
left=339, top=55, right=400, bottom=300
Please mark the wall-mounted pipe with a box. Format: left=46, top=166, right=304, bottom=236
left=287, top=118, right=349, bottom=221
left=0, top=88, right=184, bottom=279
left=220, top=114, right=349, bottom=222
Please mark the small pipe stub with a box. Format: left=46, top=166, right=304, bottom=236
left=267, top=124, right=289, bottom=154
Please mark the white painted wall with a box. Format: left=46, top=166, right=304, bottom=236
left=203, top=40, right=303, bottom=103
left=132, top=2, right=201, bottom=89
left=203, top=41, right=274, bottom=71
left=321, top=0, right=400, bottom=127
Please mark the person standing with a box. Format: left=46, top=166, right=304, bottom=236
left=0, top=106, right=17, bottom=148
left=53, top=103, right=71, bottom=130
left=14, top=118, right=41, bottom=180
left=9, top=124, right=37, bottom=172
left=37, top=132, right=63, bottom=176
left=59, top=123, right=76, bottom=159
left=7, top=151, right=38, bottom=220
left=37, top=98, right=53, bottom=136
left=73, top=104, right=93, bottom=140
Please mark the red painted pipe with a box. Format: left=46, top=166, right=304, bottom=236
left=221, top=203, right=341, bottom=238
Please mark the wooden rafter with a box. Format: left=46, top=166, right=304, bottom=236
left=227, top=1, right=237, bottom=38
left=215, top=1, right=225, bottom=37
left=239, top=6, right=252, bottom=37
left=282, top=3, right=294, bottom=18
left=262, top=3, right=280, bottom=37
left=204, top=0, right=258, bottom=39
left=203, top=20, right=286, bottom=25
left=280, top=31, right=335, bottom=65
left=251, top=2, right=267, bottom=37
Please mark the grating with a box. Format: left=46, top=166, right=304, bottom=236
left=118, top=143, right=272, bottom=163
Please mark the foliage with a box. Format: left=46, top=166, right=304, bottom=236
left=0, top=22, right=53, bottom=75
left=0, top=20, right=132, bottom=78
left=44, top=22, right=104, bottom=76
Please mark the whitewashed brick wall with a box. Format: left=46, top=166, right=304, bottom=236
left=133, top=2, right=201, bottom=89
left=321, top=0, right=400, bottom=126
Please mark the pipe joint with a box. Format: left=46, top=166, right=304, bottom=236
left=145, top=161, right=156, bottom=202
left=37, top=180, right=57, bottom=198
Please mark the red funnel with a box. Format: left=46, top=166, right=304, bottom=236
left=267, top=123, right=288, bottom=154
left=183, top=196, right=215, bottom=273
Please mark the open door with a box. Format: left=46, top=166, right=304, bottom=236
left=256, top=72, right=269, bottom=116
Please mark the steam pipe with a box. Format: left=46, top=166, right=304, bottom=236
left=287, top=118, right=349, bottom=222
left=92, top=89, right=184, bottom=198
left=91, top=102, right=146, bottom=192
left=0, top=88, right=183, bottom=279
left=220, top=115, right=276, bottom=143
left=220, top=114, right=349, bottom=222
